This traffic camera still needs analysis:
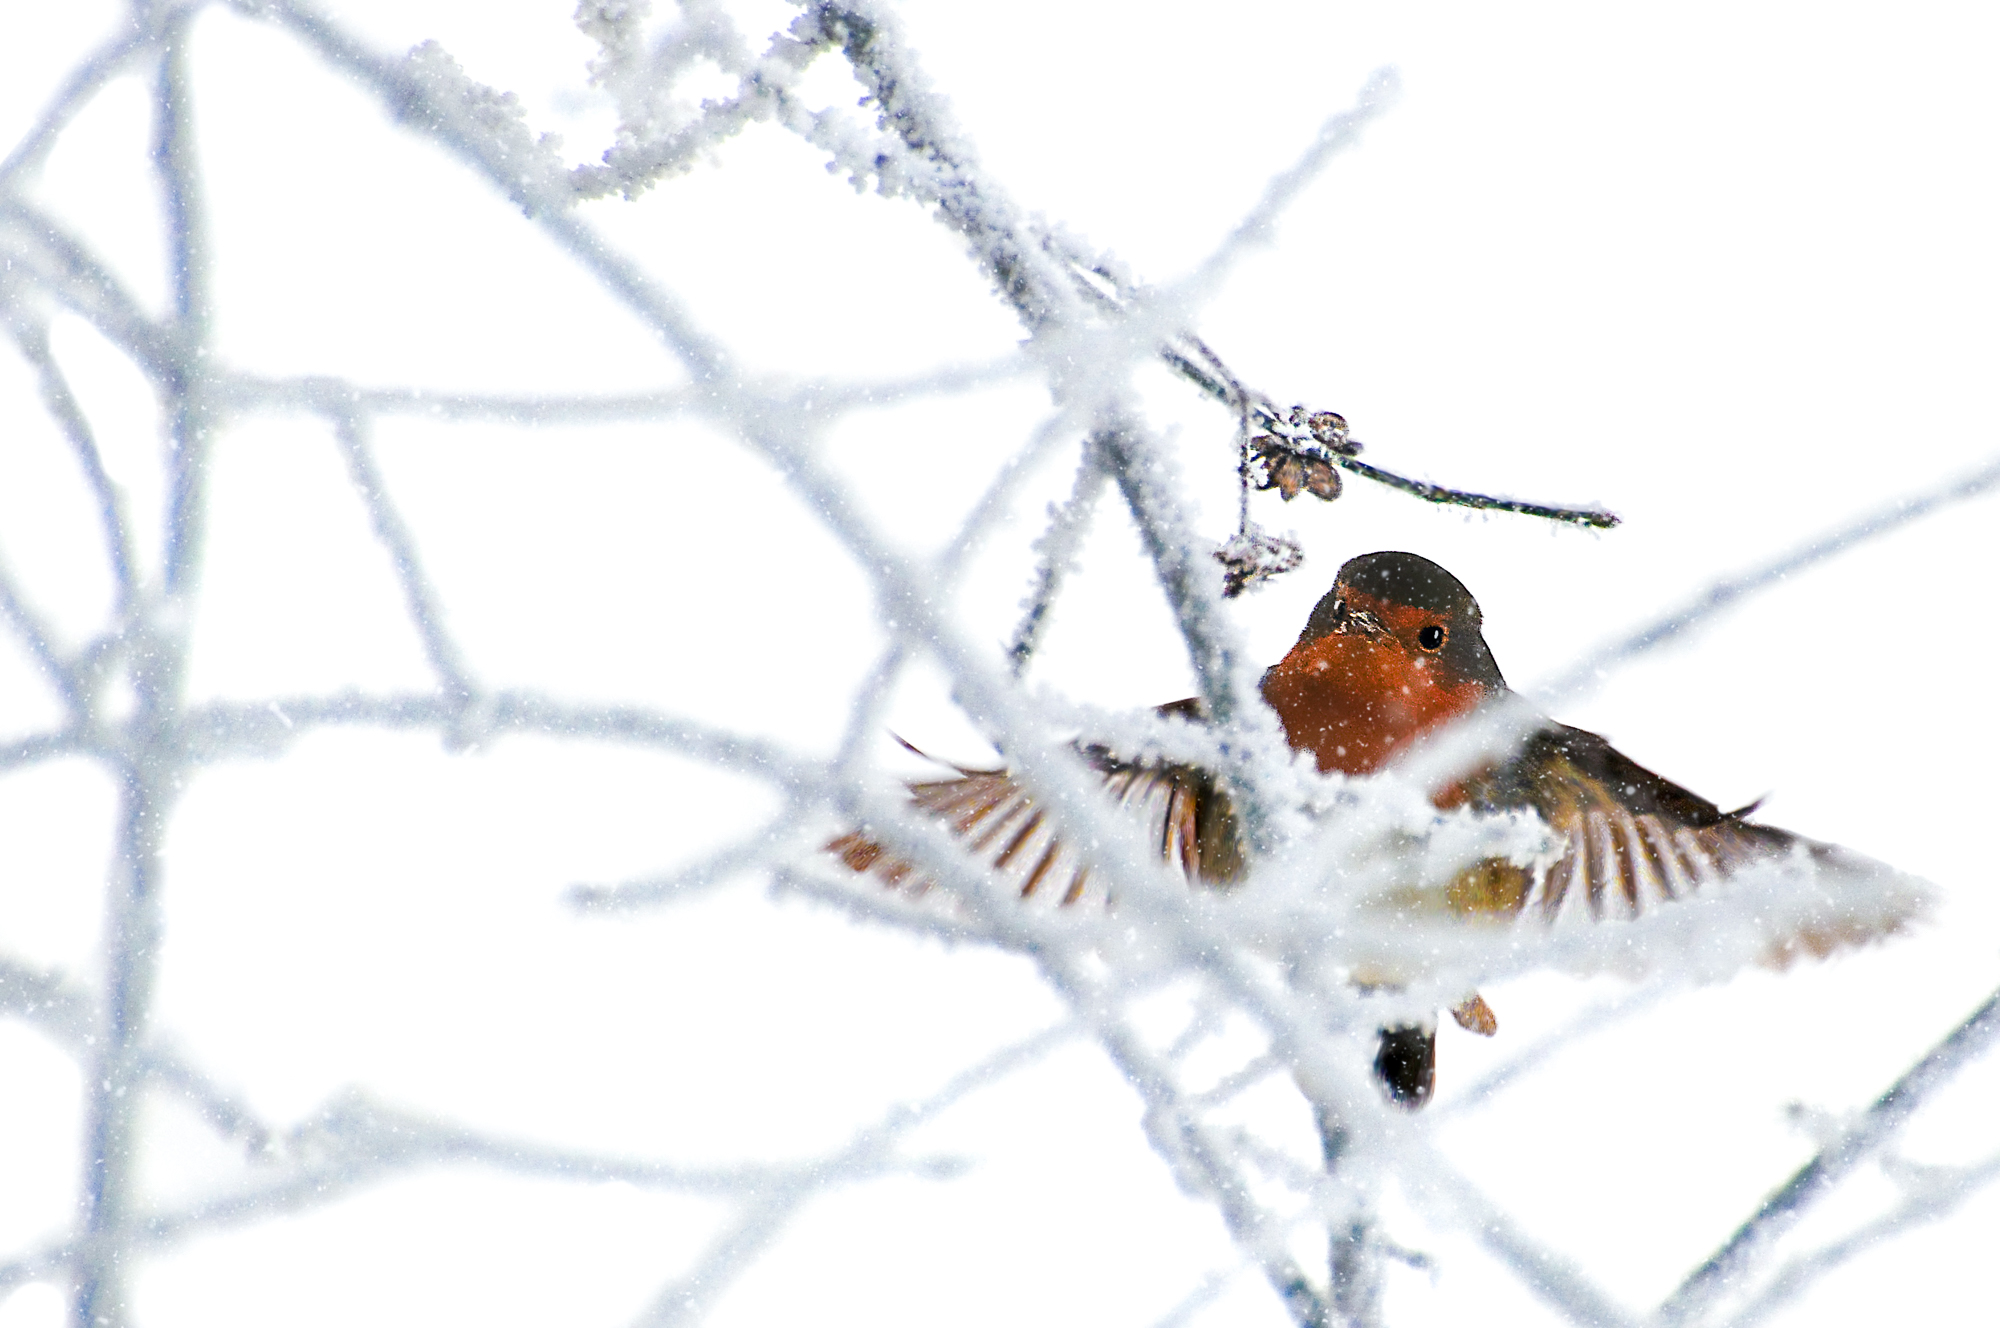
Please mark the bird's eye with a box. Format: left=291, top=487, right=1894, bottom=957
left=1417, top=624, right=1446, bottom=651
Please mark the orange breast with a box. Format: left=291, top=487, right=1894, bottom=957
left=1260, top=632, right=1490, bottom=776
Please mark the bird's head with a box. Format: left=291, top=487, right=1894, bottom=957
left=1264, top=552, right=1507, bottom=774
left=1299, top=551, right=1507, bottom=692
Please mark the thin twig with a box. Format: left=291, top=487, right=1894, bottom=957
left=1006, top=435, right=1109, bottom=675
left=10, top=321, right=140, bottom=614
left=1431, top=986, right=1667, bottom=1120
left=1538, top=450, right=2000, bottom=702
left=1720, top=1148, right=2000, bottom=1328
left=1149, top=1264, right=1246, bottom=1328
left=1317, top=1112, right=1381, bottom=1328
left=0, top=200, right=180, bottom=383
left=624, top=1021, right=1076, bottom=1328
left=1170, top=70, right=1400, bottom=310
left=156, top=22, right=212, bottom=602
left=571, top=10, right=824, bottom=202
left=180, top=687, right=826, bottom=794
left=1037, top=948, right=1332, bottom=1328
left=0, top=549, right=83, bottom=715
left=213, top=356, right=1029, bottom=425
left=1334, top=452, right=1619, bottom=526
left=0, top=956, right=95, bottom=1043
left=140, top=1048, right=275, bottom=1156
left=1402, top=1144, right=1638, bottom=1328
left=327, top=409, right=478, bottom=709
left=74, top=27, right=209, bottom=1325
left=1659, top=982, right=2000, bottom=1326
left=0, top=13, right=162, bottom=189
left=1161, top=342, right=1620, bottom=528
left=569, top=812, right=802, bottom=910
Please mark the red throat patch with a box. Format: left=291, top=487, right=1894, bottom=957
left=1260, top=624, right=1493, bottom=776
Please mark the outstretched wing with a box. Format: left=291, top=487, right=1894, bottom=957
left=1458, top=723, right=1925, bottom=959
left=829, top=747, right=1244, bottom=906
left=832, top=718, right=1923, bottom=963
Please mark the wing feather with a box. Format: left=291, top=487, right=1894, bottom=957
left=835, top=716, right=1923, bottom=961
left=1462, top=722, right=1923, bottom=957
left=967, top=793, right=1032, bottom=851
left=1019, top=838, right=1064, bottom=899
left=834, top=744, right=1244, bottom=907
left=1634, top=815, right=1686, bottom=902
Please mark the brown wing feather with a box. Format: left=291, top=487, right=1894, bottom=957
left=1459, top=723, right=1921, bottom=957
left=832, top=741, right=1245, bottom=905
left=835, top=717, right=1920, bottom=962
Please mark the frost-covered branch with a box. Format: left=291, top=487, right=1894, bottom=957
left=1537, top=451, right=2000, bottom=702
left=156, top=13, right=213, bottom=602
left=1035, top=945, right=1333, bottom=1328
left=1007, top=436, right=1109, bottom=674
left=140, top=1048, right=276, bottom=1156
left=182, top=689, right=825, bottom=790
left=222, top=374, right=707, bottom=423
left=1, top=953, right=273, bottom=1156
left=1406, top=1147, right=1636, bottom=1328
left=1170, top=71, right=1400, bottom=309
left=572, top=2, right=831, bottom=202
left=0, top=955, right=95, bottom=1045
left=1660, top=982, right=2000, bottom=1326
left=622, top=1020, right=1071, bottom=1327
left=0, top=547, right=82, bottom=716
left=0, top=200, right=180, bottom=383
left=1431, top=986, right=1667, bottom=1121
left=9, top=321, right=139, bottom=613
left=570, top=809, right=807, bottom=910
left=9, top=1040, right=1041, bottom=1302
left=71, top=19, right=213, bottom=1325
left=327, top=410, right=477, bottom=709
left=218, top=354, right=1026, bottom=425
left=0, top=10, right=166, bottom=189
left=1720, top=1148, right=2000, bottom=1328
left=243, top=0, right=735, bottom=378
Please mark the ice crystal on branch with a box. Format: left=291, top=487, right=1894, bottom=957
left=1214, top=523, right=1305, bottom=596
left=402, top=40, right=572, bottom=209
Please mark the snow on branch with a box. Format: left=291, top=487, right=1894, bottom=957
left=1661, top=984, right=2000, bottom=1327
left=1535, top=451, right=2000, bottom=703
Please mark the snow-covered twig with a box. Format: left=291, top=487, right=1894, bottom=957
left=0, top=199, right=179, bottom=380
left=1720, top=1148, right=2000, bottom=1328
left=9, top=321, right=139, bottom=613
left=622, top=1020, right=1073, bottom=1327
left=72, top=24, right=210, bottom=1327
left=1536, top=451, right=2000, bottom=703
left=328, top=410, right=479, bottom=709
left=1406, top=1146, right=1637, bottom=1328
left=0, top=549, right=81, bottom=716
left=0, top=10, right=165, bottom=188
left=1659, top=982, right=2000, bottom=1326
left=570, top=810, right=806, bottom=910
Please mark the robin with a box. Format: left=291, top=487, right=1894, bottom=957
left=831, top=551, right=1923, bottom=1106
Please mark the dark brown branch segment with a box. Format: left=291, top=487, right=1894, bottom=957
left=1162, top=341, right=1621, bottom=530
left=1336, top=452, right=1620, bottom=528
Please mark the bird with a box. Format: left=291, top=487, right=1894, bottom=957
left=830, top=551, right=1924, bottom=1107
